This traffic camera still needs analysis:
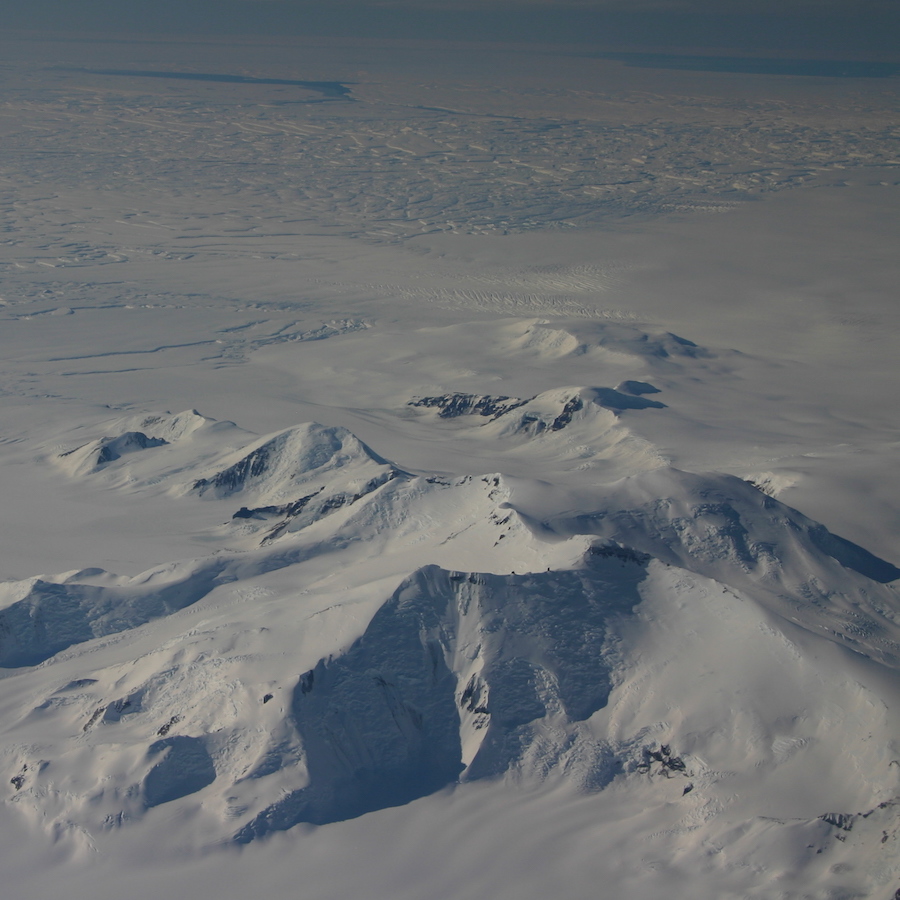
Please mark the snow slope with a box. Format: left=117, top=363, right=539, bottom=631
left=2, top=410, right=899, bottom=900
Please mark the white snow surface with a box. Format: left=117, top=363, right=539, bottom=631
left=0, top=33, right=899, bottom=900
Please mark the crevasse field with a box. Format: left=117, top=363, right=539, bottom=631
left=1, top=34, right=899, bottom=900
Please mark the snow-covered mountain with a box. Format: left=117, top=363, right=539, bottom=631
left=2, top=411, right=898, bottom=893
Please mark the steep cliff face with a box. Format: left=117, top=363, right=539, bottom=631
left=236, top=555, right=646, bottom=840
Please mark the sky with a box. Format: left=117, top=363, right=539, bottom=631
left=4, top=0, right=900, bottom=59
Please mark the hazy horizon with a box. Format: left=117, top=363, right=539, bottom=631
left=5, top=0, right=900, bottom=61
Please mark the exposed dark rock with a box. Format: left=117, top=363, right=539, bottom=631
left=550, top=395, right=583, bottom=431
left=157, top=715, right=180, bottom=737
left=83, top=708, right=104, bottom=732
left=233, top=488, right=323, bottom=520
left=821, top=812, right=855, bottom=831
left=637, top=743, right=688, bottom=777
left=96, top=432, right=168, bottom=464
left=409, top=393, right=529, bottom=420
left=299, top=670, right=314, bottom=694
left=61, top=431, right=168, bottom=465
left=459, top=674, right=488, bottom=714
left=194, top=442, right=275, bottom=495
left=259, top=473, right=399, bottom=545
left=410, top=387, right=663, bottom=434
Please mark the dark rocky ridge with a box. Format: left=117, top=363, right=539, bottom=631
left=408, top=394, right=528, bottom=420
left=408, top=387, right=665, bottom=431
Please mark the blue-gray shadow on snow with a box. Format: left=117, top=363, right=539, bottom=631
left=143, top=735, right=217, bottom=808
left=234, top=554, right=648, bottom=842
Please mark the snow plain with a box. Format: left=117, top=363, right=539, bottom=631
left=0, top=33, right=899, bottom=900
